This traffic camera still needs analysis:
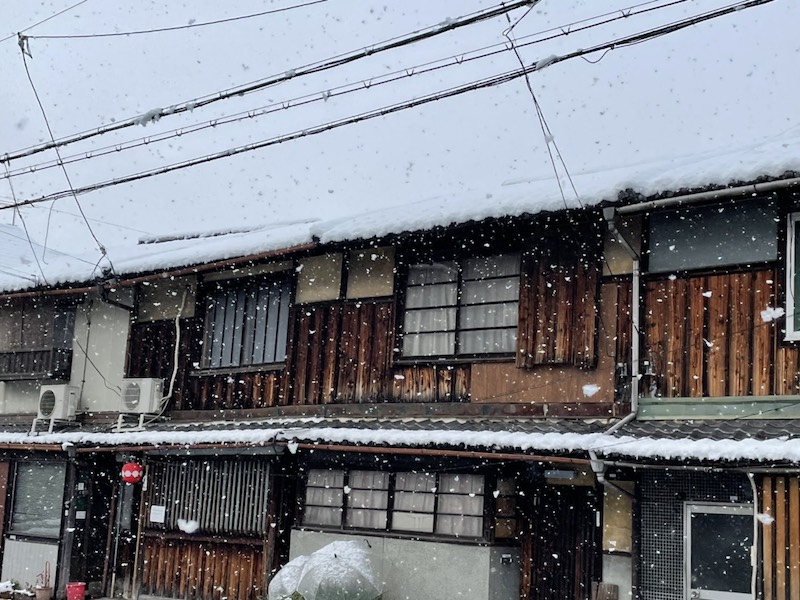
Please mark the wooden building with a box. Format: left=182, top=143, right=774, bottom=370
left=0, top=172, right=799, bottom=600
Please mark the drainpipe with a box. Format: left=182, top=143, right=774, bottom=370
left=589, top=450, right=635, bottom=499
left=603, top=207, right=640, bottom=434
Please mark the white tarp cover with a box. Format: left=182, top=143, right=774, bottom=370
left=268, top=540, right=382, bottom=600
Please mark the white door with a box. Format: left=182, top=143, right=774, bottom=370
left=684, top=503, right=753, bottom=600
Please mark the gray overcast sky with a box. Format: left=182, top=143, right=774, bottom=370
left=0, top=0, right=797, bottom=262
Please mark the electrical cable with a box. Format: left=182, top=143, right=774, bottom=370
left=28, top=0, right=327, bottom=39
left=1, top=0, right=534, bottom=165
left=1, top=0, right=698, bottom=174
left=0, top=0, right=90, bottom=44
left=2, top=0, right=775, bottom=212
left=18, top=37, right=115, bottom=277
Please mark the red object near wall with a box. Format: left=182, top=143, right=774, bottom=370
left=121, top=462, right=143, bottom=483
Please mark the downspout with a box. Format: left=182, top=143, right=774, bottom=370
left=603, top=207, right=640, bottom=434
left=747, top=473, right=759, bottom=600
left=589, top=449, right=634, bottom=499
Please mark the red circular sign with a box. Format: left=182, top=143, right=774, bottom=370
left=121, top=462, right=144, bottom=483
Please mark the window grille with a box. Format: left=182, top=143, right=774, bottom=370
left=402, top=254, right=520, bottom=357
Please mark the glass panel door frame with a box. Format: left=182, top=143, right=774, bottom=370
left=683, top=502, right=754, bottom=600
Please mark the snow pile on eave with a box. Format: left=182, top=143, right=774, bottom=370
left=7, top=425, right=800, bottom=463
left=3, top=129, right=800, bottom=295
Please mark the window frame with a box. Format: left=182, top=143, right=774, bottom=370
left=201, top=274, right=292, bottom=370
left=8, top=461, right=67, bottom=539
left=786, top=212, right=800, bottom=341
left=301, top=468, right=489, bottom=541
left=399, top=253, right=521, bottom=360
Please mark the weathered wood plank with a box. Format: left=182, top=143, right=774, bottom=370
left=687, top=277, right=706, bottom=397
left=706, top=275, right=730, bottom=397
left=791, top=478, right=800, bottom=600
left=777, top=477, right=787, bottom=600
left=764, top=476, right=774, bottom=600
left=753, top=269, right=775, bottom=395
left=728, top=273, right=753, bottom=396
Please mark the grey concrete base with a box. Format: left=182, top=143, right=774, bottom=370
left=289, top=529, right=519, bottom=600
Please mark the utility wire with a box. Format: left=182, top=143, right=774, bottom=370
left=0, top=0, right=90, bottom=44
left=2, top=161, right=49, bottom=284
left=28, top=0, right=326, bottom=39
left=18, top=36, right=114, bottom=276
left=1, top=0, right=772, bottom=212
left=0, top=0, right=697, bottom=176
left=2, top=0, right=534, bottom=166
left=0, top=0, right=720, bottom=182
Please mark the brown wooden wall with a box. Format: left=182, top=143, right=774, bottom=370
left=127, top=255, right=619, bottom=411
left=517, top=254, right=599, bottom=369
left=643, top=268, right=800, bottom=397
left=760, top=476, right=800, bottom=600
left=141, top=536, right=264, bottom=600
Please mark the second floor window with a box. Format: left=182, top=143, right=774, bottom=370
left=203, top=276, right=291, bottom=368
left=402, top=253, right=520, bottom=358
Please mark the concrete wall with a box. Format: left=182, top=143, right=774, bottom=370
left=290, top=529, right=519, bottom=600
left=0, top=294, right=131, bottom=415
left=602, top=553, right=633, bottom=600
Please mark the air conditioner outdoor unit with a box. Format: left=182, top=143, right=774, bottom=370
left=120, top=378, right=163, bottom=414
left=37, top=384, right=79, bottom=421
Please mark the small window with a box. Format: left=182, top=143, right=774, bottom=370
left=10, top=462, right=66, bottom=538
left=647, top=198, right=778, bottom=273
left=203, top=276, right=291, bottom=368
left=402, top=254, right=520, bottom=357
left=787, top=213, right=800, bottom=340
left=303, top=469, right=487, bottom=539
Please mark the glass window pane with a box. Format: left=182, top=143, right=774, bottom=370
left=648, top=198, right=778, bottom=273
left=307, top=469, right=344, bottom=487
left=394, top=491, right=435, bottom=513
left=436, top=515, right=483, bottom=537
left=396, top=472, right=436, bottom=491
left=305, top=488, right=343, bottom=507
left=459, top=329, right=516, bottom=354
left=304, top=506, right=342, bottom=527
left=690, top=513, right=752, bottom=593
left=11, top=462, right=66, bottom=538
left=403, top=308, right=456, bottom=333
left=346, top=509, right=387, bottom=529
left=407, top=263, right=458, bottom=285
left=391, top=511, right=434, bottom=533
left=460, top=303, right=518, bottom=330
left=461, top=277, right=520, bottom=305
left=441, top=474, right=484, bottom=494
left=348, top=490, right=388, bottom=510
left=463, top=254, right=520, bottom=279
left=349, top=470, right=388, bottom=489
left=405, top=283, right=457, bottom=309
left=402, top=332, right=455, bottom=357
left=438, top=495, right=484, bottom=515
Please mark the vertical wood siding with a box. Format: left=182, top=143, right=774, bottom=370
left=643, top=268, right=800, bottom=397
left=760, top=476, right=800, bottom=600
left=517, top=254, right=599, bottom=369
left=141, top=537, right=264, bottom=600
left=287, top=300, right=395, bottom=404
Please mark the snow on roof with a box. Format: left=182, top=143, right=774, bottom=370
left=5, top=422, right=800, bottom=464
left=2, top=128, right=800, bottom=294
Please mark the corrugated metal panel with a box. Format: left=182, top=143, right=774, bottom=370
left=1, top=538, right=58, bottom=589
left=145, top=459, right=270, bottom=536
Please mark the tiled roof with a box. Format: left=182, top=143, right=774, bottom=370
left=618, top=419, right=800, bottom=442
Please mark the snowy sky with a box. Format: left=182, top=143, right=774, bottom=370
left=0, top=0, right=798, bottom=267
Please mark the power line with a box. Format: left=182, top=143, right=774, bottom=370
left=2, top=0, right=534, bottom=166
left=1, top=0, right=704, bottom=181
left=28, top=0, right=327, bottom=39
left=18, top=36, right=114, bottom=276
left=0, top=0, right=90, bottom=44
left=0, top=0, right=775, bottom=212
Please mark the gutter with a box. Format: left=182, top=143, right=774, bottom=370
left=616, top=175, right=800, bottom=215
